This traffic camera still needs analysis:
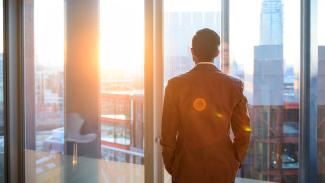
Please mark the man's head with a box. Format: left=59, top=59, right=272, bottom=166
left=191, top=28, right=220, bottom=64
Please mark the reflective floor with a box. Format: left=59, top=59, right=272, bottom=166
left=25, top=150, right=278, bottom=183
left=25, top=150, right=144, bottom=183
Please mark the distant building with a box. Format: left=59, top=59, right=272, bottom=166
left=260, top=0, right=283, bottom=45
left=100, top=90, right=144, bottom=164
left=248, top=44, right=299, bottom=182
left=283, top=67, right=297, bottom=102
left=231, top=61, right=245, bottom=80
left=253, top=45, right=284, bottom=106
left=34, top=67, right=64, bottom=132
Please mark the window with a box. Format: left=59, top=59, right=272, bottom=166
left=100, top=0, right=144, bottom=165
left=229, top=0, right=300, bottom=182
left=24, top=0, right=145, bottom=182
left=162, top=0, right=301, bottom=182
left=24, top=1, right=65, bottom=182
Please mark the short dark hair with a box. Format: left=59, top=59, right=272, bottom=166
left=191, top=28, right=220, bottom=61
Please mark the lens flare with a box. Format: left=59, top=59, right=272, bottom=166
left=193, top=98, right=207, bottom=111
left=244, top=126, right=252, bottom=132
left=216, top=112, right=223, bottom=118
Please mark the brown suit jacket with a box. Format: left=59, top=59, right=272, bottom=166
left=161, top=63, right=251, bottom=183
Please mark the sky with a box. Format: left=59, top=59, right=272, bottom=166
left=230, top=0, right=301, bottom=74
left=164, top=0, right=221, bottom=12
left=34, top=0, right=64, bottom=69
left=100, top=0, right=144, bottom=71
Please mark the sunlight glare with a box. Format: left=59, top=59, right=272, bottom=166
left=100, top=0, right=144, bottom=72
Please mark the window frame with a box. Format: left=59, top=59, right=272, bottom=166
left=144, top=0, right=164, bottom=182
left=299, top=0, right=318, bottom=182
left=4, top=0, right=25, bottom=182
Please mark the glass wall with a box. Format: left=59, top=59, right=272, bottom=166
left=317, top=0, right=325, bottom=182
left=229, top=0, right=300, bottom=182
left=163, top=0, right=221, bottom=182
left=18, top=0, right=323, bottom=182
left=24, top=0, right=144, bottom=182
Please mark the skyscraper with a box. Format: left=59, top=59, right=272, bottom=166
left=260, top=0, right=283, bottom=45
left=254, top=0, right=284, bottom=107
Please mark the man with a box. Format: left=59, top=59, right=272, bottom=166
left=161, top=28, right=251, bottom=183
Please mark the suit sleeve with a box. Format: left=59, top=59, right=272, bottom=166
left=160, top=81, right=179, bottom=174
left=231, top=81, right=251, bottom=164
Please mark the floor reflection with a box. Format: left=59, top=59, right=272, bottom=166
left=25, top=150, right=277, bottom=183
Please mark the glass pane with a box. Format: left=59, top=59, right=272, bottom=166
left=229, top=0, right=300, bottom=182
left=24, top=0, right=65, bottom=182
left=100, top=0, right=144, bottom=166
left=317, top=0, right=325, bottom=181
left=163, top=0, right=221, bottom=182
left=0, top=0, right=4, bottom=181
left=24, top=0, right=144, bottom=182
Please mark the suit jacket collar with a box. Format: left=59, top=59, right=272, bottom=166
left=191, top=63, right=221, bottom=72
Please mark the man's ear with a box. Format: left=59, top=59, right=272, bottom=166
left=191, top=48, right=197, bottom=62
left=214, top=49, right=220, bottom=57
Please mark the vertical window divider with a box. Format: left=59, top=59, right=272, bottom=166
left=153, top=0, right=163, bottom=183
left=300, top=0, right=318, bottom=182
left=145, top=0, right=163, bottom=182
left=3, top=0, right=7, bottom=181
left=4, top=0, right=25, bottom=182
left=144, top=0, right=155, bottom=182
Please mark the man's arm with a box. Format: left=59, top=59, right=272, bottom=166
left=160, top=81, right=179, bottom=174
left=231, top=81, right=251, bottom=165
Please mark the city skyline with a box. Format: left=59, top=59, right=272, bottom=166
left=29, top=0, right=325, bottom=74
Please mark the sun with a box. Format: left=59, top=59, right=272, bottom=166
left=99, top=0, right=144, bottom=72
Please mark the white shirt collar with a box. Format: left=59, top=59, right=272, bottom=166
left=195, top=62, right=215, bottom=66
